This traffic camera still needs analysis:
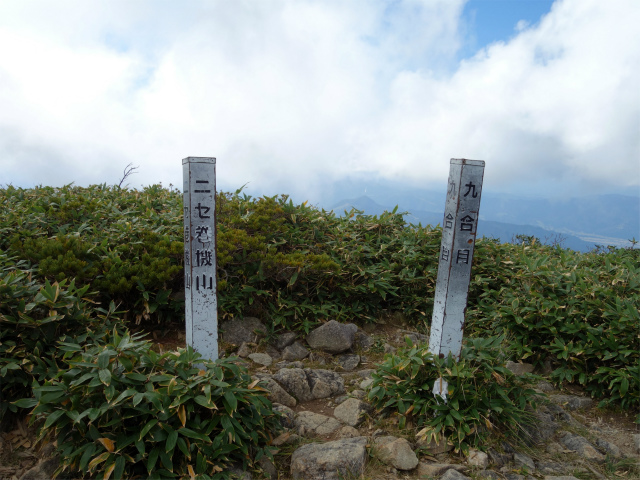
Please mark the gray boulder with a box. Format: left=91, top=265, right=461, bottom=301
left=559, top=432, right=605, bottom=463
left=306, top=369, right=345, bottom=399
left=306, top=320, right=357, bottom=353
left=272, top=404, right=295, bottom=429
left=221, top=317, right=267, bottom=344
left=355, top=331, right=375, bottom=350
left=549, top=395, right=593, bottom=411
left=417, top=463, right=468, bottom=477
left=333, top=398, right=372, bottom=427
left=264, top=379, right=297, bottom=408
left=441, top=469, right=471, bottom=480
left=294, top=411, right=342, bottom=436
left=337, top=354, right=360, bottom=371
left=505, top=361, right=535, bottom=375
left=375, top=435, right=419, bottom=471
left=282, top=341, right=309, bottom=361
left=275, top=332, right=297, bottom=350
left=248, top=352, right=272, bottom=366
left=290, top=437, right=368, bottom=480
left=274, top=368, right=313, bottom=402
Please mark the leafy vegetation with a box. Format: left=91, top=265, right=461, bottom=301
left=21, top=331, right=280, bottom=479
left=368, top=336, right=540, bottom=453
left=1, top=182, right=638, bottom=429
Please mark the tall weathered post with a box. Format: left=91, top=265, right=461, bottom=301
left=429, top=158, right=485, bottom=360
left=183, top=157, right=218, bottom=361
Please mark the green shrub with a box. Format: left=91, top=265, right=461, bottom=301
left=0, top=252, right=120, bottom=421
left=367, top=336, right=541, bottom=453
left=480, top=244, right=640, bottom=418
left=24, top=330, right=281, bottom=479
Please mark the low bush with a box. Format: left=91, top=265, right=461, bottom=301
left=367, top=336, right=541, bottom=453
left=0, top=252, right=120, bottom=422
left=23, top=330, right=280, bottom=479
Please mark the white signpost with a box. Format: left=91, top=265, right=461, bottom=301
left=428, top=158, right=485, bottom=361
left=183, top=157, right=218, bottom=361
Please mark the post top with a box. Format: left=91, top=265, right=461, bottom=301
left=182, top=157, right=216, bottom=165
left=450, top=158, right=485, bottom=167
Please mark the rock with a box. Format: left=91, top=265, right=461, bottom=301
left=271, top=432, right=294, bottom=446
left=545, top=442, right=565, bottom=455
left=337, top=354, right=360, bottom=371
left=383, top=343, right=396, bottom=354
left=237, top=342, right=252, bottom=357
left=350, top=389, right=366, bottom=399
left=282, top=342, right=310, bottom=361
left=295, top=411, right=342, bottom=436
left=257, top=456, right=277, bottom=479
left=505, top=361, right=535, bottom=375
left=360, top=378, right=374, bottom=390
left=520, top=407, right=559, bottom=443
left=228, top=465, right=253, bottom=480
left=537, top=381, right=555, bottom=392
left=275, top=332, right=297, bottom=350
left=375, top=436, right=419, bottom=471
left=334, top=398, right=372, bottom=427
left=468, top=449, right=489, bottom=468
left=477, top=471, right=502, bottom=480
left=290, top=437, right=368, bottom=480
left=536, top=461, right=567, bottom=475
left=273, top=368, right=313, bottom=402
left=404, top=332, right=429, bottom=345
left=356, top=369, right=376, bottom=378
left=264, top=379, right=297, bottom=408
left=18, top=457, right=59, bottom=480
left=559, top=432, right=605, bottom=463
left=248, top=352, right=272, bottom=366
left=265, top=345, right=281, bottom=360
left=338, top=426, right=360, bottom=438
left=513, top=452, right=535, bottom=471
left=221, top=317, right=267, bottom=344
left=488, top=448, right=512, bottom=466
left=355, top=331, right=375, bottom=350
left=594, top=438, right=621, bottom=458
left=542, top=477, right=580, bottom=480
left=273, top=404, right=295, bottom=429
left=276, top=360, right=305, bottom=369
left=416, top=435, right=453, bottom=454
left=306, top=369, right=345, bottom=399
left=632, top=434, right=640, bottom=454
left=549, top=395, right=593, bottom=411
left=441, top=469, right=471, bottom=480
left=306, top=320, right=358, bottom=354
left=417, top=463, right=468, bottom=477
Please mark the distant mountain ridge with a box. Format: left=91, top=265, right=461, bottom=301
left=329, top=193, right=638, bottom=252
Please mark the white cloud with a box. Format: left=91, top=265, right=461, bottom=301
left=0, top=0, right=638, bottom=200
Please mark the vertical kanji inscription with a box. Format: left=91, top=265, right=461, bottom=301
left=183, top=157, right=218, bottom=361
left=428, top=158, right=485, bottom=359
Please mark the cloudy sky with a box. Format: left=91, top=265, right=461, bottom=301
left=0, top=0, right=638, bottom=203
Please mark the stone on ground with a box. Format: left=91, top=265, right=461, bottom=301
left=355, top=331, right=375, bottom=350
left=221, top=317, right=267, bottom=344
left=505, top=361, right=535, bottom=375
left=337, top=354, right=360, bottom=371
left=374, top=435, right=419, bottom=471
left=306, top=320, right=357, bottom=353
left=338, top=426, right=360, bottom=438
left=549, top=395, right=593, bottom=411
left=594, top=438, right=621, bottom=458
left=417, top=463, right=468, bottom=477
left=513, top=452, right=535, bottom=471
left=559, top=432, right=605, bottom=463
left=282, top=341, right=309, bottom=361
left=264, top=379, right=297, bottom=408
left=333, top=398, right=371, bottom=427
left=274, top=332, right=297, bottom=350
left=248, top=352, right=272, bottom=366
left=295, top=411, right=342, bottom=436
left=440, top=469, right=471, bottom=480
left=468, top=449, right=489, bottom=468
left=272, top=404, right=295, bottom=429
left=290, top=437, right=368, bottom=480
left=273, top=368, right=313, bottom=402
left=306, top=368, right=345, bottom=399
